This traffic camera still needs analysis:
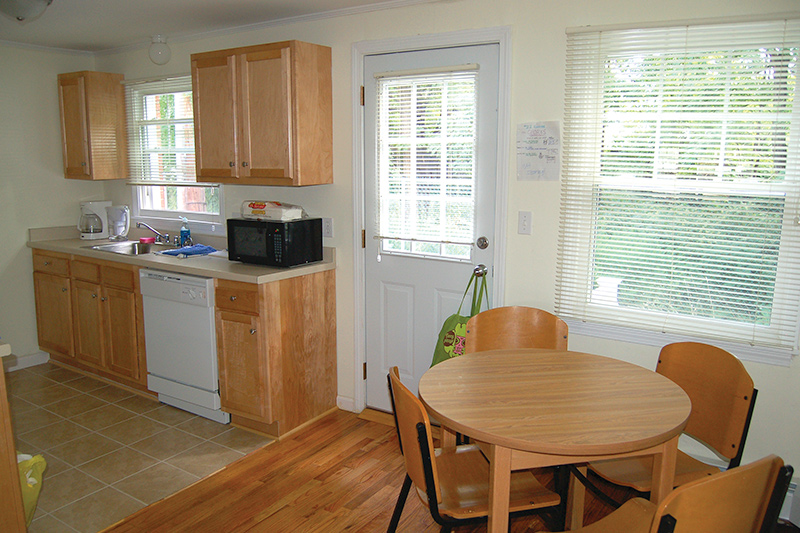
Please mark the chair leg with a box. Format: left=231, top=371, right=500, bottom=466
left=387, top=474, right=413, bottom=533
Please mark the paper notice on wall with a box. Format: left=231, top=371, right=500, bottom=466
left=516, top=121, right=560, bottom=181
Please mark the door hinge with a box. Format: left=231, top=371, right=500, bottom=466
left=360, top=85, right=365, bottom=106
left=362, top=361, right=367, bottom=380
left=361, top=229, right=366, bottom=248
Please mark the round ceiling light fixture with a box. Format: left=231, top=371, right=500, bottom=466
left=148, top=35, right=171, bottom=65
left=0, top=0, right=54, bottom=22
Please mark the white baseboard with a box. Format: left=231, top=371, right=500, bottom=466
left=3, top=350, right=49, bottom=372
left=337, top=395, right=357, bottom=413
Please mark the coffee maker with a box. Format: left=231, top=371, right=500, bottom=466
left=78, top=201, right=111, bottom=240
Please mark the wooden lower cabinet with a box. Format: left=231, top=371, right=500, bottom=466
left=215, top=269, right=336, bottom=436
left=72, top=279, right=106, bottom=367
left=215, top=310, right=269, bottom=420
left=32, top=249, right=147, bottom=391
left=33, top=270, right=74, bottom=358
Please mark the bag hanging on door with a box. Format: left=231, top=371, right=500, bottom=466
left=430, top=269, right=489, bottom=367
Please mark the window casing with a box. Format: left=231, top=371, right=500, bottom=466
left=125, top=76, right=222, bottom=230
left=557, top=18, right=800, bottom=365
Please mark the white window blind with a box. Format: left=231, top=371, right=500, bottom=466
left=125, top=75, right=220, bottom=220
left=375, top=68, right=478, bottom=260
left=557, top=18, right=800, bottom=365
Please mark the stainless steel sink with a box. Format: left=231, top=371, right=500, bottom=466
left=87, top=241, right=177, bottom=256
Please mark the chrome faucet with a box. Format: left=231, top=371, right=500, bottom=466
left=136, top=222, right=169, bottom=243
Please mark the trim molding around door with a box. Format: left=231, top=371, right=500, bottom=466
left=351, top=26, right=512, bottom=412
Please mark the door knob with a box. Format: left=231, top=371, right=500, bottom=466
left=476, top=236, right=489, bottom=249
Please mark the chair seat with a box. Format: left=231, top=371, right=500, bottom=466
left=419, top=444, right=560, bottom=520
left=590, top=450, right=721, bottom=493
left=571, top=498, right=655, bottom=532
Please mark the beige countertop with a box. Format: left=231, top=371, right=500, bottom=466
left=27, top=228, right=335, bottom=284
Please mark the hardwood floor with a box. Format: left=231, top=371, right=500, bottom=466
left=103, top=409, right=636, bottom=532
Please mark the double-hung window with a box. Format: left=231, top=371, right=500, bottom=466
left=125, top=75, right=221, bottom=229
left=557, top=18, right=800, bottom=365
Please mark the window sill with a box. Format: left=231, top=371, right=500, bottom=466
left=565, top=318, right=793, bottom=367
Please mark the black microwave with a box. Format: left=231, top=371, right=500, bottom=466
left=227, top=218, right=323, bottom=267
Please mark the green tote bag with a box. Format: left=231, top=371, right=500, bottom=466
left=430, top=270, right=489, bottom=367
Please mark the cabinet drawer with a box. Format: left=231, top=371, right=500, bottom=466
left=32, top=250, right=70, bottom=276
left=215, top=280, right=259, bottom=314
left=71, top=259, right=101, bottom=283
left=101, top=264, right=137, bottom=291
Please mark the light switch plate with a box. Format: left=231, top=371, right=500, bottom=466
left=518, top=211, right=532, bottom=235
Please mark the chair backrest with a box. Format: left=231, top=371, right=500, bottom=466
left=465, top=306, right=568, bottom=354
left=657, top=342, right=756, bottom=463
left=651, top=455, right=787, bottom=533
left=388, top=367, right=441, bottom=504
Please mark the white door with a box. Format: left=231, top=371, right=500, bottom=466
left=364, top=44, right=500, bottom=411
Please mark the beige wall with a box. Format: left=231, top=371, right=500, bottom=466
left=3, top=0, right=799, bottom=477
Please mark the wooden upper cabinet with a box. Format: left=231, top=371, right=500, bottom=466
left=57, top=71, right=127, bottom=180
left=192, top=40, right=332, bottom=186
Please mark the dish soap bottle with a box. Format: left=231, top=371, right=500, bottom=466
left=179, top=217, right=192, bottom=247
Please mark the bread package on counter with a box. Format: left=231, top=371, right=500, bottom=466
left=240, top=201, right=307, bottom=221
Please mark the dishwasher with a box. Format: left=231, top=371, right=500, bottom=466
left=139, top=269, right=230, bottom=424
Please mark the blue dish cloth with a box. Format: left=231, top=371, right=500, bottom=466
left=159, top=244, right=217, bottom=257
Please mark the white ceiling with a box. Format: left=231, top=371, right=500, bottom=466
left=0, top=0, right=431, bottom=53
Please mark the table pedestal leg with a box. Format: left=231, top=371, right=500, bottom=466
left=565, top=465, right=586, bottom=530
left=651, top=435, right=679, bottom=503
left=487, top=445, right=511, bottom=533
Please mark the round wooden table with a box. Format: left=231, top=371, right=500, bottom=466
left=418, top=349, right=691, bottom=531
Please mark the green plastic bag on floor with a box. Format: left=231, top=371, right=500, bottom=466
left=17, top=453, right=47, bottom=526
left=430, top=269, right=489, bottom=366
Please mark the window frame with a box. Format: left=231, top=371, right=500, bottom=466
left=125, top=75, right=223, bottom=234
left=557, top=18, right=800, bottom=366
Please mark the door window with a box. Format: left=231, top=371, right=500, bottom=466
left=375, top=68, right=477, bottom=260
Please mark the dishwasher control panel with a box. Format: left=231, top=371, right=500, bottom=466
left=139, top=269, right=215, bottom=307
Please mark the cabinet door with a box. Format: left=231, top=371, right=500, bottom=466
left=72, top=280, right=105, bottom=368
left=104, top=287, right=140, bottom=380
left=239, top=47, right=292, bottom=181
left=33, top=272, right=74, bottom=357
left=58, top=75, right=91, bottom=178
left=193, top=53, right=239, bottom=180
left=215, top=310, right=270, bottom=420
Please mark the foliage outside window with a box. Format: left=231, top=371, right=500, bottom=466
left=376, top=70, right=477, bottom=260
left=125, top=76, right=220, bottom=225
left=557, top=19, right=800, bottom=365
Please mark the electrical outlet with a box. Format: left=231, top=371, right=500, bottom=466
left=322, top=217, right=334, bottom=238
left=518, top=211, right=532, bottom=235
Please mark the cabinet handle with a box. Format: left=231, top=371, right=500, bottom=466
left=242, top=162, right=249, bottom=168
left=92, top=293, right=97, bottom=298
left=62, top=288, right=68, bottom=292
left=250, top=329, right=256, bottom=335
left=101, top=297, right=107, bottom=302
left=229, top=161, right=235, bottom=167
left=230, top=295, right=237, bottom=301
left=43, top=261, right=50, bottom=266
left=81, top=162, right=87, bottom=166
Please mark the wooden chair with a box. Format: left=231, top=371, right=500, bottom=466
left=587, top=342, right=757, bottom=497
left=465, top=306, right=568, bottom=354
left=386, top=367, right=561, bottom=533
left=560, top=455, right=791, bottom=533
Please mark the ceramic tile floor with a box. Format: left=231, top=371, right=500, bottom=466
left=7, top=362, right=275, bottom=533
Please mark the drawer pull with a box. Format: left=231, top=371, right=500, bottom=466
left=230, top=295, right=237, bottom=301
left=242, top=161, right=249, bottom=167
left=92, top=293, right=98, bottom=298
left=43, top=261, right=50, bottom=266
left=250, top=328, right=256, bottom=335
left=229, top=161, right=235, bottom=167
left=101, top=297, right=107, bottom=302
left=62, top=288, right=68, bottom=292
